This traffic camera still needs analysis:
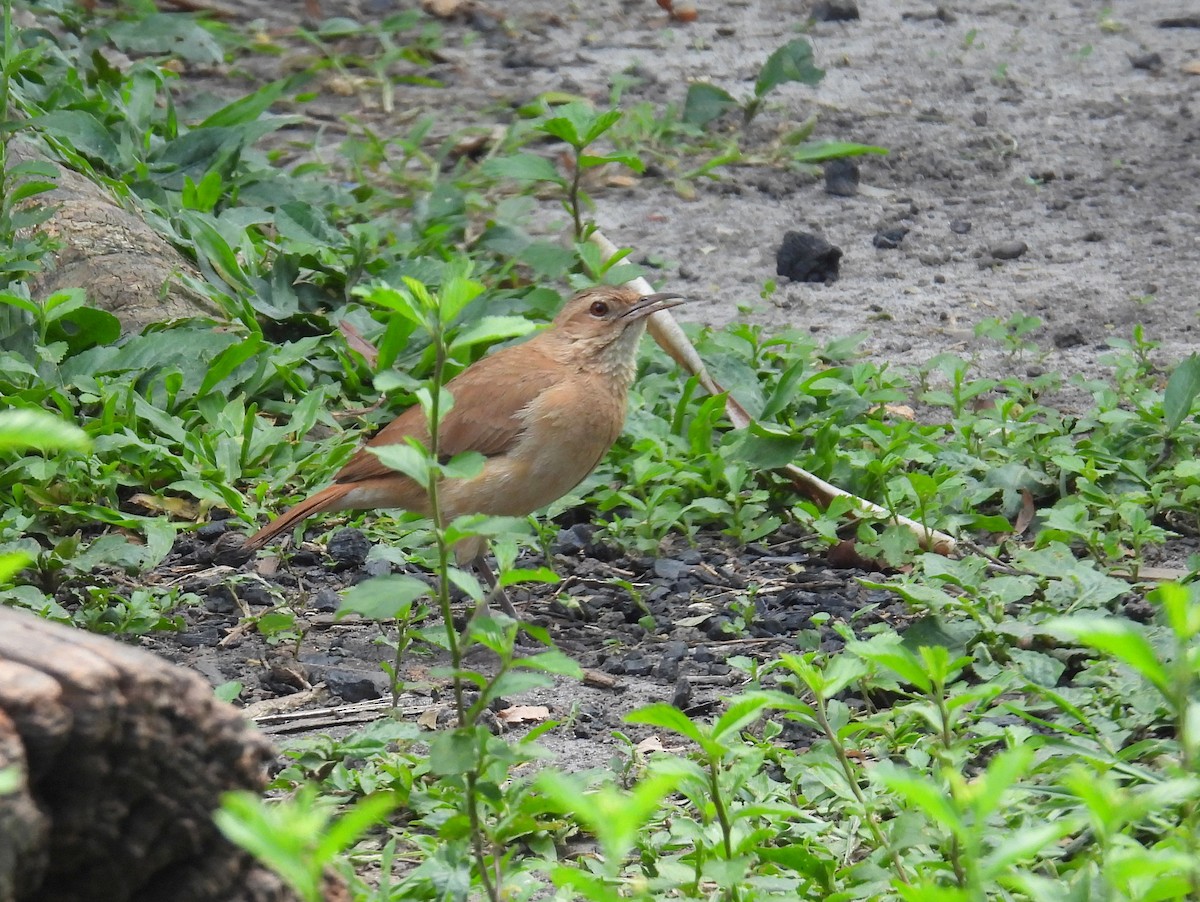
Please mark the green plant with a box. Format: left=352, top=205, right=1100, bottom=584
left=684, top=38, right=825, bottom=128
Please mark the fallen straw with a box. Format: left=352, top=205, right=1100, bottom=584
left=590, top=228, right=957, bottom=556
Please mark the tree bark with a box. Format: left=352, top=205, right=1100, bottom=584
left=0, top=609, right=321, bottom=902
left=9, top=137, right=222, bottom=333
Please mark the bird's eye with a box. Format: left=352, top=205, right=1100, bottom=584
left=589, top=300, right=609, bottom=317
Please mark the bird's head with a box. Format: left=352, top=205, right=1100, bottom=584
left=547, top=286, right=687, bottom=380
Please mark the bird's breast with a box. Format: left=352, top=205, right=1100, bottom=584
left=438, top=380, right=627, bottom=518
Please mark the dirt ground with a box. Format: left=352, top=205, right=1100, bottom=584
left=134, top=0, right=1200, bottom=769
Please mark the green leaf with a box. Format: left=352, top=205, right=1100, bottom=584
left=625, top=702, right=708, bottom=748
left=45, top=306, right=121, bottom=355
left=683, top=83, right=739, bottom=127
left=201, top=79, right=289, bottom=128
left=427, top=728, right=480, bottom=775
left=0, top=409, right=90, bottom=452
left=1163, top=353, right=1200, bottom=433
left=0, top=552, right=33, bottom=585
left=274, top=203, right=342, bottom=248
left=31, top=110, right=120, bottom=161
left=711, top=692, right=776, bottom=743
left=791, top=141, right=889, bottom=163
left=338, top=575, right=430, bottom=620
left=1047, top=616, right=1172, bottom=697
left=482, top=153, right=561, bottom=184
left=754, top=38, right=825, bottom=98
left=440, top=451, right=486, bottom=481
left=437, top=275, right=485, bottom=326
left=449, top=315, right=538, bottom=355
left=513, top=648, right=584, bottom=678
left=369, top=442, right=431, bottom=487
left=198, top=336, right=264, bottom=396
left=728, top=421, right=805, bottom=469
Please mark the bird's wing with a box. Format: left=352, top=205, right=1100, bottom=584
left=332, top=345, right=562, bottom=484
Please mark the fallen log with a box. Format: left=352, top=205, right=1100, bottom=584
left=0, top=608, right=325, bottom=902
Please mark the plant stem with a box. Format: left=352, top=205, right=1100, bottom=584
left=811, top=694, right=910, bottom=884
left=568, top=148, right=583, bottom=240
left=466, top=768, right=501, bottom=902
left=423, top=317, right=465, bottom=722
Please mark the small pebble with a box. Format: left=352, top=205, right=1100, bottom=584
left=311, top=587, right=340, bottom=613
left=196, top=521, right=227, bottom=539
left=949, top=218, right=972, bottom=234
left=824, top=158, right=860, bottom=197
left=989, top=240, right=1028, bottom=260
left=327, top=528, right=370, bottom=566
left=653, top=558, right=690, bottom=580
left=671, top=678, right=692, bottom=709
left=776, top=231, right=843, bottom=283
left=873, top=226, right=908, bottom=249
left=1129, top=51, right=1163, bottom=71
left=811, top=0, right=860, bottom=21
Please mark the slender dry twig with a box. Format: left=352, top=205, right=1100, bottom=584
left=589, top=229, right=957, bottom=555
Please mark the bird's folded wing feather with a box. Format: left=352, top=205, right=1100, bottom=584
left=332, top=346, right=563, bottom=484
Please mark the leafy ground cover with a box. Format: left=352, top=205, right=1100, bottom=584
left=3, top=1, right=1200, bottom=900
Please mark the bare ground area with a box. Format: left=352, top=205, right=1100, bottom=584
left=125, top=0, right=1200, bottom=767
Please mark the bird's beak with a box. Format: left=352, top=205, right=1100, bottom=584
left=621, top=292, right=689, bottom=320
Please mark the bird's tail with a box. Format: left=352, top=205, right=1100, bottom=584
left=242, top=483, right=354, bottom=551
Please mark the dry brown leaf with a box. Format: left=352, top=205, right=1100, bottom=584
left=496, top=704, right=551, bottom=725
left=1013, top=488, right=1036, bottom=536
left=417, top=707, right=442, bottom=730
left=338, top=319, right=378, bottom=369
left=868, top=403, right=916, bottom=419
left=422, top=0, right=469, bottom=18
left=636, top=735, right=666, bottom=755
left=129, top=492, right=200, bottom=520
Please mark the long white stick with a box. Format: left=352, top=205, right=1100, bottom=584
left=591, top=229, right=957, bottom=556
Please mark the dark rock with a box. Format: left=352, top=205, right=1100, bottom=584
left=824, top=158, right=860, bottom=196
left=322, top=668, right=387, bottom=702
left=902, top=5, right=955, bottom=23
left=661, top=640, right=689, bottom=662
left=703, top=616, right=738, bottom=640
left=873, top=226, right=909, bottom=249
left=972, top=110, right=988, bottom=126
left=1129, top=52, right=1164, bottom=71
left=176, top=628, right=221, bottom=648
left=1081, top=229, right=1104, bottom=242
left=196, top=520, right=227, bottom=539
left=670, top=677, right=692, bottom=709
left=949, top=218, right=972, bottom=234
left=776, top=231, right=843, bottom=283
left=364, top=559, right=392, bottom=578
left=989, top=240, right=1028, bottom=260
left=1053, top=328, right=1085, bottom=349
left=1157, top=16, right=1200, bottom=28
left=653, top=558, right=690, bottom=580
left=622, top=653, right=654, bottom=677
left=811, top=0, right=859, bottom=21
left=656, top=655, right=680, bottom=682
left=327, top=528, right=370, bottom=566
left=678, top=548, right=703, bottom=566
left=205, top=586, right=237, bottom=614
left=311, top=587, right=341, bottom=613
left=238, top=581, right=274, bottom=607
left=556, top=523, right=595, bottom=554
left=694, top=645, right=715, bottom=664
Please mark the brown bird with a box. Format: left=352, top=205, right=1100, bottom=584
left=243, top=285, right=687, bottom=617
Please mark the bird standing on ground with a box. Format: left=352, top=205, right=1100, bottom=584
left=243, top=285, right=687, bottom=616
